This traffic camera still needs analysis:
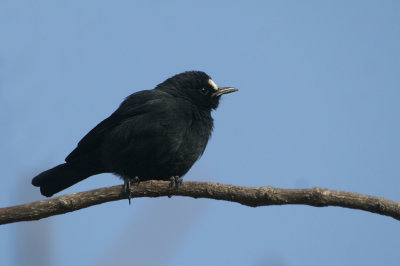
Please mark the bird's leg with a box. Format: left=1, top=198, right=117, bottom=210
left=168, top=176, right=182, bottom=198
left=123, top=176, right=140, bottom=205
left=174, top=176, right=183, bottom=187
left=123, top=178, right=132, bottom=205
left=133, top=176, right=140, bottom=184
left=169, top=175, right=182, bottom=187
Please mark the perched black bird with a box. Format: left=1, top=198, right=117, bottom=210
left=32, top=71, right=237, bottom=198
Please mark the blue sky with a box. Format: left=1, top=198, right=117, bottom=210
left=1, top=1, right=400, bottom=265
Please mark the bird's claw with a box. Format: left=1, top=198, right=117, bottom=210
left=133, top=176, right=140, bottom=183
left=175, top=176, right=183, bottom=187
left=124, top=176, right=140, bottom=205
left=168, top=176, right=182, bottom=198
left=169, top=176, right=182, bottom=188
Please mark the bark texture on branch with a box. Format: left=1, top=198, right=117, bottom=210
left=1, top=181, right=399, bottom=225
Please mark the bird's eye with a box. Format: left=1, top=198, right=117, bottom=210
left=200, top=87, right=208, bottom=95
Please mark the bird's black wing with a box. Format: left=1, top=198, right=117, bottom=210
left=65, top=90, right=174, bottom=163
left=99, top=92, right=195, bottom=178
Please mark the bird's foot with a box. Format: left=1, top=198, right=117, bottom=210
left=168, top=176, right=182, bottom=198
left=169, top=176, right=182, bottom=188
left=124, top=176, right=140, bottom=205
left=123, top=179, right=132, bottom=205
left=133, top=176, right=140, bottom=184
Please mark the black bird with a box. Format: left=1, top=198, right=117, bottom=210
left=32, top=71, right=237, bottom=198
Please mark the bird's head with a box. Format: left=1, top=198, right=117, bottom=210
left=156, top=71, right=238, bottom=110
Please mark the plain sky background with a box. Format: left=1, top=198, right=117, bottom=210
left=1, top=1, right=400, bottom=265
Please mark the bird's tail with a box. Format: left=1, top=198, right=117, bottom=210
left=32, top=162, right=102, bottom=197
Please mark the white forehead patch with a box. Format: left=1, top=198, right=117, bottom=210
left=208, top=79, right=218, bottom=91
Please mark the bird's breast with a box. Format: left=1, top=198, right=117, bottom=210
left=171, top=111, right=213, bottom=170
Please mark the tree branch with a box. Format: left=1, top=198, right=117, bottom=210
left=1, top=181, right=399, bottom=225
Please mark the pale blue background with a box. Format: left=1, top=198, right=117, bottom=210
left=1, top=1, right=400, bottom=265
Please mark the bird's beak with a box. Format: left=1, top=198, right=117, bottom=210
left=212, top=87, right=238, bottom=97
